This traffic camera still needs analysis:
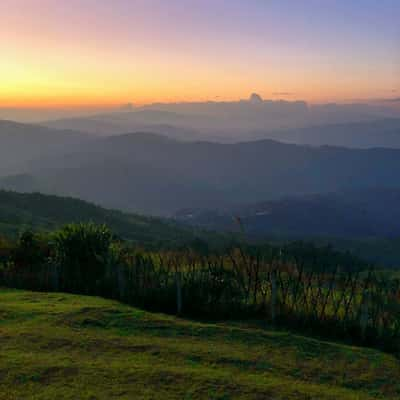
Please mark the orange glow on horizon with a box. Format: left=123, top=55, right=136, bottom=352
left=0, top=1, right=398, bottom=110
left=0, top=91, right=395, bottom=109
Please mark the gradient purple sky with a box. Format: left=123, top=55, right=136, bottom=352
left=0, top=0, right=399, bottom=106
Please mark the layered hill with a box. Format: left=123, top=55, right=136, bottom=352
left=0, top=120, right=90, bottom=174
left=41, top=98, right=400, bottom=144
left=3, top=120, right=400, bottom=219
left=43, top=110, right=400, bottom=147
left=3, top=132, right=400, bottom=215
left=0, top=190, right=198, bottom=247
left=251, top=118, right=400, bottom=148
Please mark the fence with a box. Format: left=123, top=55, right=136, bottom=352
left=1, top=247, right=399, bottom=353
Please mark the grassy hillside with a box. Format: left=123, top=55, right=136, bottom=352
left=0, top=289, right=398, bottom=399
left=0, top=190, right=201, bottom=247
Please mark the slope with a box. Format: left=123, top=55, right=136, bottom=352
left=0, top=190, right=197, bottom=247
left=0, top=289, right=398, bottom=400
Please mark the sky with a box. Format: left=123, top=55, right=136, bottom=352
left=0, top=0, right=399, bottom=108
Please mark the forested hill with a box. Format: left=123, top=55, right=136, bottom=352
left=0, top=190, right=199, bottom=247
left=3, top=124, right=400, bottom=216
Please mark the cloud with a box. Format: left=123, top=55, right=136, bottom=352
left=382, top=97, right=400, bottom=103
left=272, top=92, right=294, bottom=96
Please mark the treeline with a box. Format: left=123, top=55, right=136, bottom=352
left=0, top=223, right=399, bottom=355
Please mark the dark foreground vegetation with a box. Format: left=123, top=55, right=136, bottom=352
left=2, top=188, right=400, bottom=268
left=1, top=223, right=399, bottom=356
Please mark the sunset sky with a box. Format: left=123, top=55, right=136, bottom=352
left=0, top=0, right=399, bottom=107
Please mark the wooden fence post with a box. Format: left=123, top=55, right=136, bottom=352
left=360, top=291, right=369, bottom=342
left=52, top=264, right=60, bottom=292
left=117, top=266, right=126, bottom=301
left=271, top=270, right=277, bottom=325
left=176, top=271, right=182, bottom=316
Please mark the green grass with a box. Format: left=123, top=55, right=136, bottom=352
left=0, top=289, right=399, bottom=399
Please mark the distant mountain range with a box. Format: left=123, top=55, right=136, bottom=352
left=2, top=122, right=400, bottom=216
left=0, top=120, right=91, bottom=174
left=249, top=118, right=400, bottom=148
left=41, top=96, right=400, bottom=144
left=43, top=110, right=205, bottom=141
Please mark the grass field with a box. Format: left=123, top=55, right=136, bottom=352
left=0, top=289, right=399, bottom=399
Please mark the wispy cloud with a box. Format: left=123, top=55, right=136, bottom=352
left=272, top=92, right=294, bottom=96
left=383, top=97, right=400, bottom=103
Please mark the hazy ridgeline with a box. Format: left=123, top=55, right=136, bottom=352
left=2, top=118, right=400, bottom=217
left=16, top=96, right=400, bottom=142
left=1, top=223, right=399, bottom=355
left=1, top=99, right=400, bottom=219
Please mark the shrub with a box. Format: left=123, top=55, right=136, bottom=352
left=53, top=223, right=113, bottom=294
left=12, top=231, right=47, bottom=272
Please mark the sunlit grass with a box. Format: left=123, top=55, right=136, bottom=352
left=0, top=288, right=398, bottom=399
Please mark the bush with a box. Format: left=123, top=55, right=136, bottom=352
left=53, top=223, right=113, bottom=294
left=12, top=231, right=47, bottom=272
